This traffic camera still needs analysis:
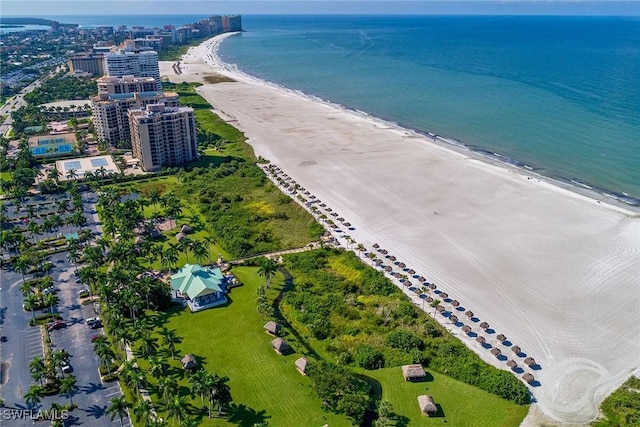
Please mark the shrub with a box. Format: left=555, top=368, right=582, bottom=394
left=386, top=330, right=423, bottom=352
left=355, top=344, right=385, bottom=370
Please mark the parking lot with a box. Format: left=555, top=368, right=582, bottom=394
left=0, top=191, right=131, bottom=427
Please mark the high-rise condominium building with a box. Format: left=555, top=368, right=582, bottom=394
left=67, top=53, right=105, bottom=77
left=128, top=104, right=198, bottom=172
left=103, top=50, right=161, bottom=91
left=91, top=76, right=179, bottom=146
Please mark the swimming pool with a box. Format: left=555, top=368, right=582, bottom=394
left=63, top=161, right=81, bottom=171
left=90, top=157, right=108, bottom=167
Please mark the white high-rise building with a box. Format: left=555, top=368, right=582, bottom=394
left=128, top=104, right=198, bottom=172
left=103, top=50, right=161, bottom=91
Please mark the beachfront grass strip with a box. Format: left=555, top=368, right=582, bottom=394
left=279, top=249, right=531, bottom=405
left=593, top=376, right=640, bottom=426
left=363, top=367, right=529, bottom=426
left=132, top=267, right=352, bottom=427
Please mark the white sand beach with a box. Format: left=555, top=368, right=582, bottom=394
left=160, top=34, right=640, bottom=425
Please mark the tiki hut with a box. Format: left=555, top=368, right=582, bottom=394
left=418, top=276, right=426, bottom=283
left=408, top=269, right=416, bottom=275
left=181, top=354, right=198, bottom=370
left=523, top=373, right=535, bottom=384
left=449, top=315, right=459, bottom=323
left=271, top=337, right=289, bottom=355
left=451, top=300, right=460, bottom=308
left=439, top=292, right=448, bottom=299
left=295, top=357, right=308, bottom=375
left=263, top=321, right=281, bottom=336
left=497, top=334, right=507, bottom=342
left=462, top=325, right=472, bottom=334
left=436, top=305, right=445, bottom=313
left=373, top=243, right=380, bottom=249
left=175, top=232, right=187, bottom=242
left=524, top=357, right=536, bottom=367
left=402, top=364, right=426, bottom=381
left=507, top=360, right=517, bottom=369
left=417, top=395, right=438, bottom=416
left=180, top=224, right=192, bottom=234
left=429, top=283, right=437, bottom=290
left=511, top=345, right=522, bottom=354
left=480, top=322, right=490, bottom=330
left=465, top=310, right=474, bottom=318
left=476, top=336, right=486, bottom=344
left=491, top=348, right=502, bottom=357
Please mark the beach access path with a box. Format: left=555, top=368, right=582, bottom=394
left=159, top=34, right=640, bottom=426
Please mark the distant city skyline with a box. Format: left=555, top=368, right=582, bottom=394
left=2, top=1, right=639, bottom=17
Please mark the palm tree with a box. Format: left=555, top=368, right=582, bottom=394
left=148, top=355, right=169, bottom=378
left=160, top=328, right=181, bottom=360
left=189, top=370, right=208, bottom=410
left=24, top=384, right=44, bottom=410
left=65, top=169, right=78, bottom=181
left=106, top=396, right=129, bottom=427
left=43, top=292, right=57, bottom=316
left=96, top=344, right=116, bottom=377
left=133, top=399, right=156, bottom=426
left=14, top=256, right=31, bottom=286
left=139, top=335, right=159, bottom=358
left=191, top=240, right=208, bottom=265
left=157, top=376, right=178, bottom=405
left=149, top=190, right=161, bottom=219
left=29, top=356, right=46, bottom=386
left=179, top=237, right=191, bottom=263
left=120, top=361, right=145, bottom=397
left=21, top=280, right=33, bottom=297
left=209, top=374, right=232, bottom=417
left=50, top=349, right=68, bottom=376
left=25, top=294, right=38, bottom=321
left=257, top=257, right=278, bottom=289
left=59, top=375, right=77, bottom=405
left=165, top=395, right=188, bottom=425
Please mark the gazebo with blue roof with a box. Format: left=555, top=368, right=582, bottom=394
left=170, top=264, right=229, bottom=312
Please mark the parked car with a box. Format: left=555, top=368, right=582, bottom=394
left=89, top=320, right=102, bottom=329
left=61, top=363, right=73, bottom=374
left=48, top=320, right=66, bottom=331
left=78, top=288, right=90, bottom=298
left=86, top=317, right=100, bottom=327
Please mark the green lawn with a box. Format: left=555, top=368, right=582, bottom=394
left=362, top=368, right=528, bottom=427
left=140, top=267, right=352, bottom=427
left=0, top=171, right=11, bottom=194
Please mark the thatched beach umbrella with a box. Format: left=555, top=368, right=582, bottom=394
left=398, top=262, right=406, bottom=269
left=480, top=322, right=490, bottom=329
left=439, top=292, right=448, bottom=299
left=412, top=288, right=421, bottom=295
left=310, top=195, right=316, bottom=199
left=343, top=222, right=351, bottom=227
left=326, top=207, right=332, bottom=212
left=429, top=283, right=437, bottom=290
left=425, top=296, right=434, bottom=303
left=507, top=360, right=517, bottom=369
left=404, top=280, right=413, bottom=288
left=451, top=300, right=460, bottom=308
left=389, top=256, right=397, bottom=262
left=373, top=243, right=380, bottom=249
left=436, top=305, right=445, bottom=313
left=476, top=336, right=486, bottom=344
left=449, top=315, right=458, bottom=323
left=497, top=334, right=507, bottom=342
left=511, top=345, right=521, bottom=354
left=462, top=325, right=472, bottom=333
left=523, top=373, right=535, bottom=384
left=524, top=357, right=536, bottom=367
left=408, top=269, right=416, bottom=275
left=319, top=203, right=326, bottom=207
left=331, top=212, right=338, bottom=217
left=381, top=249, right=388, bottom=255
left=465, top=310, right=474, bottom=318
left=418, top=276, right=426, bottom=283
left=384, top=265, right=393, bottom=272
left=491, top=348, right=502, bottom=357
left=337, top=217, right=345, bottom=222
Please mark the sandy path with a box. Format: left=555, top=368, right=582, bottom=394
left=160, top=35, right=640, bottom=425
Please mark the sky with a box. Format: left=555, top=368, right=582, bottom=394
left=1, top=0, right=639, bottom=16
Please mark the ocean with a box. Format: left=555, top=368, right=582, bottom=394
left=216, top=15, right=640, bottom=204
left=6, top=14, right=640, bottom=203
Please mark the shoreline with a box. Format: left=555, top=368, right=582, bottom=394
left=210, top=33, right=640, bottom=213
left=161, top=34, right=640, bottom=425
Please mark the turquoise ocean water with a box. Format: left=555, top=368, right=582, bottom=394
left=9, top=14, right=640, bottom=203
left=217, top=15, right=640, bottom=205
